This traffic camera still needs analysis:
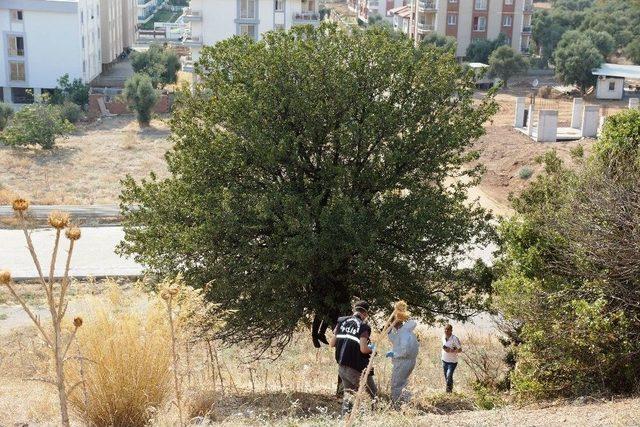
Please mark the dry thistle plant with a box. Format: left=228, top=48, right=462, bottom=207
left=157, top=276, right=227, bottom=425
left=0, top=199, right=82, bottom=427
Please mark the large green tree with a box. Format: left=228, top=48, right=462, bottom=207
left=488, top=46, right=528, bottom=88
left=553, top=34, right=603, bottom=93
left=119, top=24, right=497, bottom=353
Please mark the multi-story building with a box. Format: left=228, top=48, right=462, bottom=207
left=0, top=0, right=102, bottom=105
left=100, top=0, right=124, bottom=64
left=1, top=0, right=138, bottom=106
left=349, top=0, right=406, bottom=23
left=185, top=0, right=320, bottom=61
left=137, top=0, right=163, bottom=23
left=391, top=0, right=533, bottom=58
left=122, top=0, right=138, bottom=48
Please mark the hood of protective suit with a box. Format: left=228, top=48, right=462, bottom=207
left=388, top=319, right=419, bottom=359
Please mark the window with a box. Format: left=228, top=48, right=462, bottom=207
left=239, top=0, right=256, bottom=19
left=475, top=0, right=487, bottom=10
left=10, top=10, right=23, bottom=21
left=274, top=0, right=284, bottom=11
left=502, top=15, right=512, bottom=26
left=11, top=87, right=34, bottom=104
left=274, top=23, right=285, bottom=30
left=504, top=0, right=513, bottom=4
left=9, top=61, right=26, bottom=81
left=473, top=16, right=487, bottom=31
left=449, top=0, right=458, bottom=2
left=8, top=36, right=25, bottom=56
left=239, top=24, right=257, bottom=39
left=447, top=14, right=457, bottom=25
left=609, top=81, right=616, bottom=91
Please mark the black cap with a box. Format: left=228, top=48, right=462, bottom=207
left=354, top=300, right=370, bottom=313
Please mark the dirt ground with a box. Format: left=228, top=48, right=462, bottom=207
left=0, top=76, right=633, bottom=216
left=0, top=115, right=172, bottom=205
left=469, top=77, right=629, bottom=215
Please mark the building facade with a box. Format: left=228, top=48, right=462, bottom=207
left=100, top=0, right=123, bottom=64
left=349, top=0, right=406, bottom=23
left=1, top=0, right=137, bottom=106
left=1, top=0, right=101, bottom=104
left=391, top=0, right=533, bottom=58
left=185, top=0, right=320, bottom=60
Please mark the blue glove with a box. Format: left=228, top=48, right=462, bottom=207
left=367, top=343, right=376, bottom=352
left=386, top=351, right=394, bottom=358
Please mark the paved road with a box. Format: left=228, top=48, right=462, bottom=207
left=0, top=204, right=120, bottom=220
left=0, top=226, right=142, bottom=280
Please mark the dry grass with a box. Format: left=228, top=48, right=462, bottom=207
left=2, top=282, right=640, bottom=426
left=65, top=285, right=172, bottom=426
left=0, top=115, right=172, bottom=205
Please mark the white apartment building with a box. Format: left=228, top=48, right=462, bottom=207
left=100, top=0, right=123, bottom=64
left=391, top=0, right=533, bottom=58
left=348, top=0, right=406, bottom=23
left=100, top=0, right=136, bottom=65
left=137, top=0, right=163, bottom=23
left=1, top=0, right=102, bottom=105
left=122, top=0, right=138, bottom=48
left=185, top=0, right=320, bottom=60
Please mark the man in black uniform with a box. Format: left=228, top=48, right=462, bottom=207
left=329, top=300, right=377, bottom=415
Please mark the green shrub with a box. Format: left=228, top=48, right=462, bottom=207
left=130, top=44, right=181, bottom=88
left=495, top=112, right=640, bottom=399
left=55, top=74, right=90, bottom=108
left=60, top=102, right=82, bottom=124
left=0, top=102, right=13, bottom=130
left=0, top=104, right=74, bottom=149
left=124, top=73, right=158, bottom=126
left=518, top=166, right=533, bottom=179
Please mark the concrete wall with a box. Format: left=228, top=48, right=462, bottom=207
left=596, top=77, right=624, bottom=100
left=88, top=91, right=171, bottom=117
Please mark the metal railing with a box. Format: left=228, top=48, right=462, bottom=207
left=418, top=0, right=437, bottom=11
left=416, top=22, right=435, bottom=31
left=293, top=12, right=320, bottom=21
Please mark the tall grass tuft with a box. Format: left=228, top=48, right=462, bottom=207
left=66, top=289, right=172, bottom=427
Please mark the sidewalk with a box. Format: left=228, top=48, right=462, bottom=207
left=0, top=226, right=142, bottom=280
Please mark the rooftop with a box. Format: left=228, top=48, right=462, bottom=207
left=592, top=63, right=640, bottom=80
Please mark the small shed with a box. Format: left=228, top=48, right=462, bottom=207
left=592, top=63, right=640, bottom=100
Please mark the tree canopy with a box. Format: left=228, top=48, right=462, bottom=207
left=123, top=73, right=158, bottom=126
left=488, top=46, right=527, bottom=88
left=466, top=33, right=508, bottom=63
left=130, top=44, right=181, bottom=88
left=119, top=24, right=498, bottom=354
left=553, top=34, right=603, bottom=93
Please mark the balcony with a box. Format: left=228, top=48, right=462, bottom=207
left=182, top=35, right=203, bottom=47
left=416, top=22, right=435, bottom=33
left=183, top=8, right=202, bottom=22
left=418, top=0, right=437, bottom=12
left=293, top=12, right=320, bottom=25
left=522, top=26, right=531, bottom=33
left=524, top=3, right=534, bottom=12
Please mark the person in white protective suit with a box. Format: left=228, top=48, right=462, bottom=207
left=386, top=311, right=419, bottom=405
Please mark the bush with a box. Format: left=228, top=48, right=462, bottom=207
left=124, top=74, right=158, bottom=126
left=624, top=39, right=640, bottom=65
left=518, top=166, right=533, bottom=179
left=466, top=33, right=508, bottom=63
left=0, top=102, right=13, bottom=130
left=488, top=46, right=528, bottom=88
left=60, top=102, right=82, bottom=124
left=131, top=45, right=181, bottom=88
left=54, top=74, right=90, bottom=108
left=0, top=104, right=74, bottom=149
left=67, top=289, right=172, bottom=426
left=495, top=111, right=640, bottom=398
